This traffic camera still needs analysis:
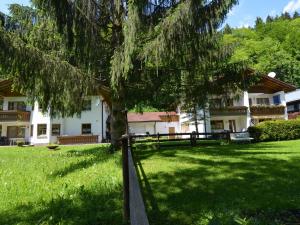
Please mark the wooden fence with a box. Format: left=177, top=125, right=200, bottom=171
left=132, top=131, right=232, bottom=147
left=121, top=135, right=150, bottom=225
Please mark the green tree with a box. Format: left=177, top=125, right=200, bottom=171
left=0, top=0, right=239, bottom=147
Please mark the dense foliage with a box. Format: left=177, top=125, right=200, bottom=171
left=0, top=0, right=244, bottom=146
left=224, top=12, right=300, bottom=87
left=248, top=119, right=300, bottom=142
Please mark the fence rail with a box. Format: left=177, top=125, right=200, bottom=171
left=122, top=135, right=150, bottom=225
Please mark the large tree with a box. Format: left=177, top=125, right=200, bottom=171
left=0, top=0, right=239, bottom=147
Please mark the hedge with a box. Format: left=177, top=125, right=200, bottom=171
left=248, top=119, right=300, bottom=142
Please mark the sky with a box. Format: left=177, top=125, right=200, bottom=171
left=1, top=0, right=300, bottom=28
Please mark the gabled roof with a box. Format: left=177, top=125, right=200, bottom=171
left=128, top=112, right=178, bottom=123
left=248, top=75, right=296, bottom=94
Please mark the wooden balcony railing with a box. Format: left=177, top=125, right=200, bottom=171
left=57, top=135, right=99, bottom=145
left=0, top=110, right=31, bottom=122
left=210, top=106, right=248, bottom=116
left=250, top=105, right=285, bottom=116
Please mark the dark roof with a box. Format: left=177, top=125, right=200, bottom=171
left=128, top=112, right=178, bottom=122
left=248, top=75, right=296, bottom=94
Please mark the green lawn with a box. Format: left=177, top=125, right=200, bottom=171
left=134, top=140, right=300, bottom=225
left=0, top=144, right=123, bottom=225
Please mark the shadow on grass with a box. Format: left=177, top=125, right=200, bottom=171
left=0, top=187, right=123, bottom=225
left=50, top=146, right=119, bottom=178
left=134, top=142, right=300, bottom=225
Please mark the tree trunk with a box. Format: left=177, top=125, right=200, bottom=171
left=193, top=105, right=199, bottom=134
left=110, top=90, right=127, bottom=149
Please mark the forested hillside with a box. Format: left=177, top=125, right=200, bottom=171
left=224, top=12, right=300, bottom=87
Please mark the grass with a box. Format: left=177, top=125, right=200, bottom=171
left=134, top=140, right=300, bottom=225
left=0, top=144, right=123, bottom=225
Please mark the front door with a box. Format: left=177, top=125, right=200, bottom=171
left=169, top=127, right=175, bottom=139
left=229, top=120, right=236, bottom=133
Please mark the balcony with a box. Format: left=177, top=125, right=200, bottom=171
left=250, top=105, right=285, bottom=116
left=0, top=110, right=31, bottom=122
left=210, top=106, right=248, bottom=116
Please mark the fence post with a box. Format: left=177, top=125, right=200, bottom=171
left=122, top=136, right=130, bottom=223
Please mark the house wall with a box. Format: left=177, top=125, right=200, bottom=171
left=210, top=115, right=248, bottom=132
left=0, top=96, right=108, bottom=145
left=129, top=121, right=180, bottom=135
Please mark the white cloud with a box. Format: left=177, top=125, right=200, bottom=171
left=283, top=0, right=300, bottom=13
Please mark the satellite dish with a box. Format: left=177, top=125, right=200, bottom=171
left=268, top=72, right=276, bottom=78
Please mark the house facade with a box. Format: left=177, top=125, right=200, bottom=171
left=285, top=89, right=300, bottom=119
left=0, top=81, right=109, bottom=145
left=209, top=75, right=295, bottom=132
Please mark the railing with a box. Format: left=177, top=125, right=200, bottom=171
left=57, top=135, right=98, bottom=145
left=210, top=106, right=248, bottom=116
left=250, top=105, right=285, bottom=116
left=121, top=135, right=150, bottom=225
left=0, top=110, right=31, bottom=122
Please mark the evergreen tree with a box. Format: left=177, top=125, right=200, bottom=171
left=255, top=17, right=264, bottom=28
left=0, top=0, right=240, bottom=148
left=293, top=11, right=300, bottom=19
left=223, top=24, right=232, bottom=34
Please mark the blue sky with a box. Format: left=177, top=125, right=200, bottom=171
left=1, top=0, right=300, bottom=28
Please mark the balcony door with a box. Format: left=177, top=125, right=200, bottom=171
left=7, top=126, right=25, bottom=138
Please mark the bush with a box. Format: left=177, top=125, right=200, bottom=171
left=248, top=119, right=300, bottom=142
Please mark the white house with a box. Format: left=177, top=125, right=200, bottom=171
left=128, top=112, right=180, bottom=135
left=285, top=89, right=300, bottom=119
left=0, top=80, right=109, bottom=145
left=209, top=75, right=295, bottom=132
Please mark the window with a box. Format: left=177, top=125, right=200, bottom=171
left=82, top=100, right=92, bottom=111
left=37, top=124, right=47, bottom=136
left=226, top=99, right=234, bottom=107
left=7, top=126, right=25, bottom=138
left=210, top=99, right=222, bottom=109
left=52, top=124, right=61, bottom=136
left=8, top=101, right=26, bottom=111
left=211, top=120, right=224, bottom=130
left=82, top=124, right=92, bottom=134
left=249, top=98, right=253, bottom=106
left=287, top=105, right=295, bottom=113
left=273, top=95, right=281, bottom=105
left=30, top=125, right=33, bottom=137
left=0, top=99, right=3, bottom=111
left=256, top=98, right=270, bottom=105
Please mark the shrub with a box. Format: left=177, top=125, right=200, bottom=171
left=248, top=119, right=300, bottom=142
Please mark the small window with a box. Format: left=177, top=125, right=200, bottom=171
left=82, top=100, right=92, bottom=111
left=8, top=101, right=26, bottom=111
left=82, top=124, right=92, bottom=134
left=52, top=124, right=61, bottom=136
left=211, top=120, right=224, bottom=130
left=37, top=124, right=47, bottom=136
left=30, top=125, right=33, bottom=137
left=256, top=98, right=270, bottom=105
left=249, top=98, right=253, bottom=106
left=273, top=95, right=281, bottom=105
